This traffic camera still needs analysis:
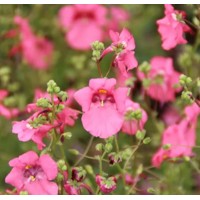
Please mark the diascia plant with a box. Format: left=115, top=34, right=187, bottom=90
left=1, top=4, right=200, bottom=195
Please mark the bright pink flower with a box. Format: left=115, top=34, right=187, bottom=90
left=0, top=90, right=19, bottom=119
left=74, top=78, right=128, bottom=138
left=96, top=175, right=117, bottom=194
left=12, top=112, right=53, bottom=150
left=122, top=99, right=148, bottom=135
left=5, top=151, right=58, bottom=195
left=101, top=28, right=138, bottom=77
left=157, top=4, right=190, bottom=50
left=26, top=89, right=79, bottom=133
left=14, top=16, right=53, bottom=69
left=137, top=56, right=181, bottom=103
left=58, top=5, right=107, bottom=50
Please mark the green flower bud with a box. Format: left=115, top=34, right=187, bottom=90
left=91, top=41, right=105, bottom=51
left=0, top=67, right=11, bottom=76
left=57, top=173, right=64, bottom=182
left=147, top=188, right=156, bottom=194
left=197, top=78, right=200, bottom=87
left=96, top=143, right=104, bottom=152
left=142, top=78, right=151, bottom=88
left=136, top=130, right=146, bottom=140
left=136, top=164, right=143, bottom=175
left=181, top=91, right=193, bottom=104
left=36, top=98, right=51, bottom=108
left=85, top=165, right=94, bottom=175
left=162, top=144, right=171, bottom=150
left=105, top=143, right=113, bottom=153
left=62, top=132, right=72, bottom=140
left=106, top=136, right=114, bottom=143
left=54, top=86, right=60, bottom=93
left=68, top=149, right=79, bottom=155
left=58, top=91, right=68, bottom=102
left=143, top=137, right=151, bottom=144
left=139, top=61, right=151, bottom=74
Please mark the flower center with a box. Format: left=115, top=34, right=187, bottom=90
left=23, top=165, right=43, bottom=182
left=73, top=11, right=95, bottom=21
left=91, top=89, right=115, bottom=107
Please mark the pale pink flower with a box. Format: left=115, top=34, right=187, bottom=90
left=137, top=56, right=181, bottom=103
left=14, top=16, right=53, bottom=69
left=12, top=112, right=53, bottom=150
left=106, top=6, right=130, bottom=32
left=0, top=90, right=19, bottom=119
left=101, top=28, right=138, bottom=77
left=122, top=99, right=148, bottom=135
left=5, top=151, right=58, bottom=195
left=58, top=4, right=107, bottom=50
left=152, top=103, right=199, bottom=168
left=74, top=78, right=128, bottom=138
left=157, top=4, right=190, bottom=50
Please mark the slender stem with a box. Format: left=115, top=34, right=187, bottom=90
left=184, top=19, right=200, bottom=30
left=105, top=55, right=115, bottom=77
left=74, top=136, right=94, bottom=166
left=99, top=151, right=107, bottom=175
left=78, top=153, right=108, bottom=163
left=123, top=141, right=141, bottom=171
left=97, top=61, right=103, bottom=78
left=114, top=135, right=119, bottom=153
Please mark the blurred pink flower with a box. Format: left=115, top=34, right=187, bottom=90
left=157, top=4, right=190, bottom=50
left=101, top=28, right=138, bottom=77
left=58, top=4, right=107, bottom=50
left=12, top=112, right=53, bottom=150
left=5, top=151, right=58, bottom=195
left=122, top=99, right=148, bottom=135
left=161, top=105, right=181, bottom=126
left=14, top=16, right=53, bottom=69
left=0, top=90, right=19, bottom=119
left=137, top=56, right=181, bottom=103
left=152, top=103, right=199, bottom=168
left=106, top=6, right=130, bottom=32
left=74, top=78, right=128, bottom=138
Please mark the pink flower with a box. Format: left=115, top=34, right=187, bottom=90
left=152, top=103, right=199, bottom=168
left=14, top=16, right=53, bottom=69
left=101, top=28, right=138, bottom=77
left=58, top=5, right=107, bottom=50
left=12, top=112, right=53, bottom=150
left=106, top=6, right=130, bottom=32
left=74, top=78, right=128, bottom=138
left=122, top=99, right=148, bottom=135
left=95, top=175, right=117, bottom=194
left=161, top=105, right=181, bottom=126
left=5, top=151, right=58, bottom=195
left=137, top=56, right=181, bottom=103
left=0, top=90, right=19, bottom=119
left=26, top=89, right=79, bottom=133
left=157, top=4, right=190, bottom=50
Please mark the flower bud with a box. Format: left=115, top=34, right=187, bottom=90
left=162, top=143, right=171, bottom=150
left=85, top=165, right=94, bottom=175
left=68, top=149, right=79, bottom=155
left=108, top=153, right=122, bottom=165
left=181, top=91, right=193, bottom=104
left=62, top=132, right=72, bottom=140
left=72, top=167, right=86, bottom=182
left=96, top=143, right=104, bottom=152
left=143, top=137, right=151, bottom=144
left=36, top=98, right=51, bottom=108
left=105, top=143, right=113, bottom=153
left=139, top=61, right=151, bottom=74
left=64, top=181, right=80, bottom=195
left=136, top=130, right=146, bottom=140
left=95, top=175, right=117, bottom=194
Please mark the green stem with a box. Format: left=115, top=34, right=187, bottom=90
left=123, top=141, right=141, bottom=171
left=97, top=61, right=103, bottom=78
left=74, top=136, right=94, bottom=166
left=114, top=134, right=119, bottom=153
